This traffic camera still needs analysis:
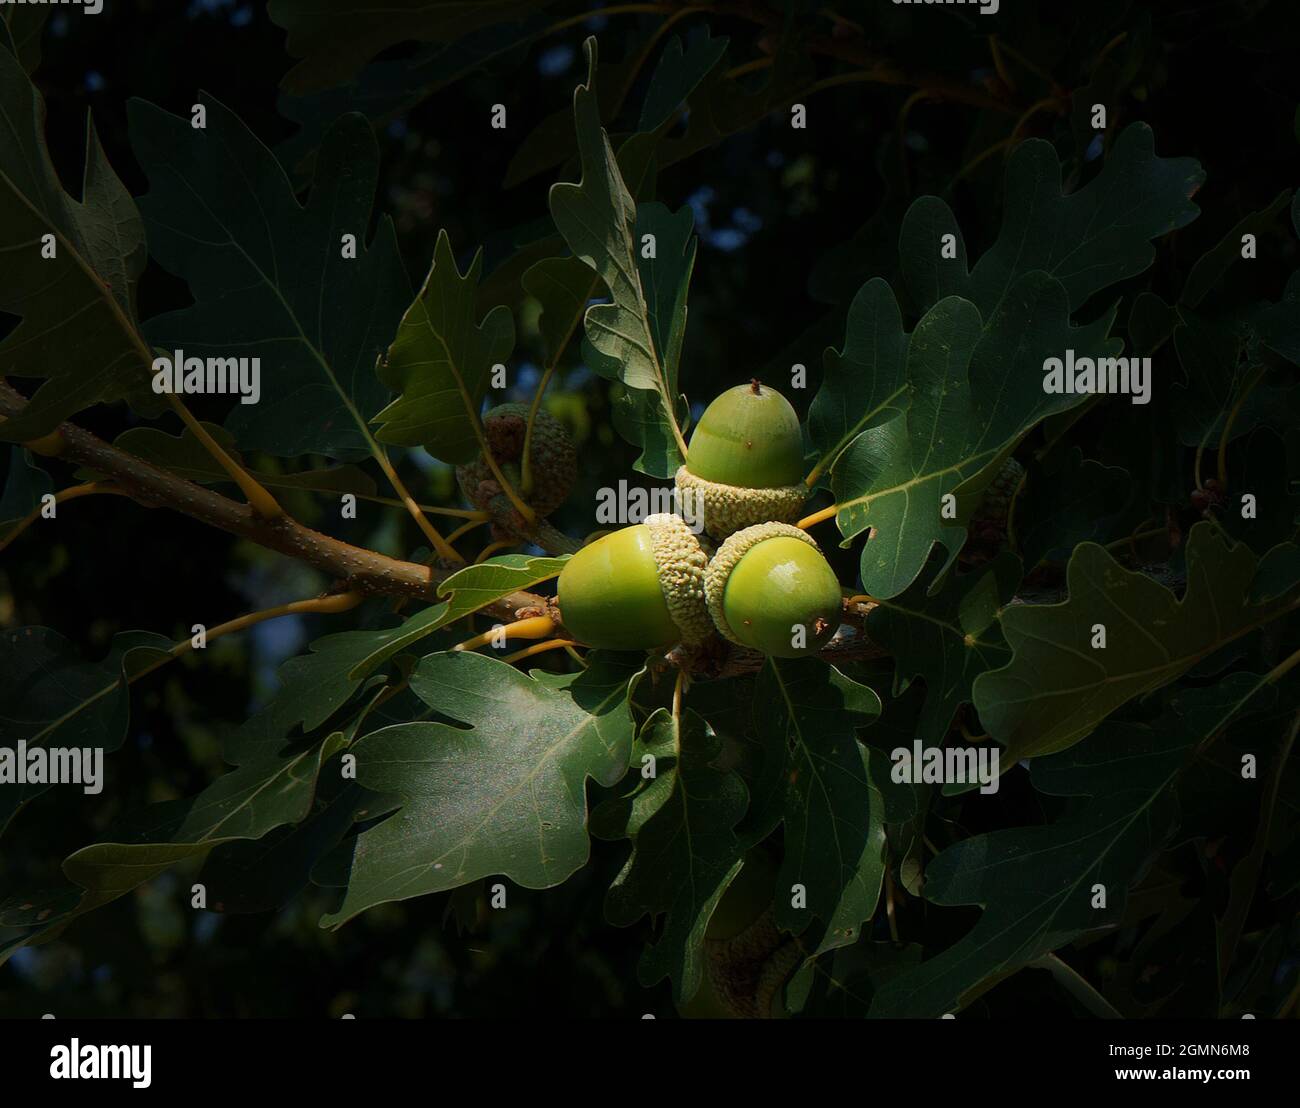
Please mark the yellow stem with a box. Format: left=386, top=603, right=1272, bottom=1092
left=953, top=135, right=1014, bottom=182
left=371, top=449, right=465, bottom=564
left=500, top=638, right=580, bottom=665
left=725, top=56, right=775, bottom=80
left=540, top=2, right=685, bottom=38
left=0, top=481, right=129, bottom=553
left=22, top=429, right=66, bottom=457
left=474, top=539, right=516, bottom=563
left=471, top=417, right=537, bottom=528
left=1093, top=31, right=1129, bottom=73
left=451, top=615, right=557, bottom=653
left=996, top=39, right=1061, bottom=90
left=844, top=594, right=879, bottom=608
left=1009, top=96, right=1065, bottom=145
left=329, top=492, right=486, bottom=520
left=672, top=668, right=688, bottom=723
left=165, top=393, right=284, bottom=520
left=797, top=503, right=840, bottom=530
left=129, top=591, right=364, bottom=686
left=1264, top=645, right=1300, bottom=687
left=445, top=517, right=489, bottom=546
left=1217, top=365, right=1267, bottom=489
left=1102, top=522, right=1167, bottom=555
left=520, top=364, right=558, bottom=499
left=988, top=35, right=1015, bottom=93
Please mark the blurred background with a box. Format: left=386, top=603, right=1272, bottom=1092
left=2, top=0, right=1297, bottom=1016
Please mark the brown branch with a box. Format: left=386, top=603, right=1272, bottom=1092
left=0, top=382, right=547, bottom=623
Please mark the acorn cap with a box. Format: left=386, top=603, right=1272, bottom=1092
left=705, top=522, right=842, bottom=657
left=678, top=381, right=807, bottom=541
left=557, top=514, right=710, bottom=651
left=675, top=464, right=806, bottom=541
left=456, top=402, right=577, bottom=518
left=643, top=512, right=713, bottom=646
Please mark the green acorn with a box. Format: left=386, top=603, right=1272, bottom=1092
left=704, top=522, right=842, bottom=658
left=557, top=513, right=712, bottom=650
left=674, top=381, right=807, bottom=541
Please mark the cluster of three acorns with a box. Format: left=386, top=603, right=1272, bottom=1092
left=557, top=381, right=842, bottom=658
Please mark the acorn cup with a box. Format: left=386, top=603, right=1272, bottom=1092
left=704, top=522, right=843, bottom=658
left=674, top=380, right=807, bottom=541
left=677, top=850, right=798, bottom=1020
left=556, top=513, right=712, bottom=651
left=456, top=403, right=578, bottom=533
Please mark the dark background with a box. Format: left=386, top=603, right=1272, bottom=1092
left=2, top=0, right=1297, bottom=1016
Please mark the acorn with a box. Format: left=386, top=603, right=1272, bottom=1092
left=678, top=850, right=798, bottom=1020
left=556, top=513, right=712, bottom=651
left=974, top=455, right=1026, bottom=527
left=704, top=522, right=842, bottom=658
left=674, top=380, right=807, bottom=541
left=456, top=402, right=577, bottom=524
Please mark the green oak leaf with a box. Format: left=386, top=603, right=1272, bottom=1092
left=974, top=522, right=1300, bottom=761
left=607, top=202, right=696, bottom=478
left=1172, top=307, right=1290, bottom=447
left=866, top=552, right=1018, bottom=750
left=1181, top=189, right=1292, bottom=309
left=197, top=778, right=383, bottom=914
left=522, top=255, right=598, bottom=369
left=372, top=229, right=514, bottom=462
left=316, top=651, right=642, bottom=925
left=226, top=554, right=568, bottom=760
left=130, top=95, right=409, bottom=462
left=755, top=659, right=885, bottom=955
left=2, top=5, right=46, bottom=73
left=270, top=0, right=559, bottom=95
left=871, top=670, right=1280, bottom=1017
left=831, top=274, right=1118, bottom=598
left=806, top=277, right=910, bottom=487
left=277, top=16, right=554, bottom=175
left=0, top=648, right=390, bottom=959
left=658, top=39, right=815, bottom=170
left=902, top=124, right=1203, bottom=320
left=1, top=447, right=54, bottom=543
left=638, top=30, right=730, bottom=133
left=549, top=39, right=681, bottom=453
left=0, top=38, right=156, bottom=442
left=0, top=627, right=172, bottom=836
left=822, top=126, right=1201, bottom=593
left=591, top=708, right=748, bottom=1004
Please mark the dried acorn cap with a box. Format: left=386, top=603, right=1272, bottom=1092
left=455, top=402, right=577, bottom=519
left=975, top=455, right=1026, bottom=525
left=705, top=522, right=842, bottom=658
left=557, top=513, right=711, bottom=651
left=679, top=850, right=797, bottom=1019
left=674, top=381, right=807, bottom=540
